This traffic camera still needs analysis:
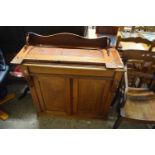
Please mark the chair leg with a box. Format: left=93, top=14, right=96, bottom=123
left=0, top=110, right=9, bottom=120
left=18, top=85, right=29, bottom=100
left=111, top=91, right=120, bottom=107
left=113, top=116, right=123, bottom=129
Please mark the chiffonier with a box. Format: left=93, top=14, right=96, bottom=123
left=11, top=32, right=124, bottom=119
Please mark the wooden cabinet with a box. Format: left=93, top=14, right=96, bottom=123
left=11, top=33, right=124, bottom=119
left=30, top=73, right=115, bottom=118
left=20, top=62, right=123, bottom=118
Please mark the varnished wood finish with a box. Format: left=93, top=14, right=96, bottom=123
left=11, top=33, right=124, bottom=119
left=121, top=49, right=155, bottom=88
left=149, top=39, right=155, bottom=52
left=34, top=76, right=71, bottom=115
left=11, top=46, right=123, bottom=68
left=73, top=78, right=111, bottom=116
left=22, top=62, right=123, bottom=118
left=26, top=32, right=110, bottom=49
left=116, top=36, right=152, bottom=50
left=113, top=52, right=155, bottom=128
left=116, top=36, right=151, bottom=46
left=121, top=92, right=155, bottom=123
left=122, top=50, right=155, bottom=62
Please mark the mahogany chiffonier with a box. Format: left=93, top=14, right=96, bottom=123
left=11, top=32, right=124, bottom=119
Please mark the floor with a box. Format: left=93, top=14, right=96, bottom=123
left=0, top=81, right=150, bottom=129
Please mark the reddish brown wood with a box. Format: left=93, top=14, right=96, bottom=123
left=26, top=32, right=110, bottom=49
left=96, top=26, right=119, bottom=35
left=11, top=34, right=124, bottom=119
left=149, top=39, right=155, bottom=51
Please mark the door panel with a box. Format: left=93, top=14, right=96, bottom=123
left=34, top=76, right=71, bottom=114
left=73, top=78, right=111, bottom=116
left=32, top=76, right=112, bottom=117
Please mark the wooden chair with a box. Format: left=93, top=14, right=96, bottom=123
left=133, top=26, right=155, bottom=32
left=149, top=39, right=155, bottom=52
left=113, top=50, right=155, bottom=128
left=116, top=36, right=152, bottom=58
left=112, top=36, right=153, bottom=107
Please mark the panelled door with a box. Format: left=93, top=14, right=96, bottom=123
left=32, top=75, right=112, bottom=118
left=33, top=76, right=71, bottom=115
left=72, top=78, right=112, bottom=117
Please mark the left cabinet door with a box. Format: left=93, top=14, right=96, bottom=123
left=33, top=76, right=71, bottom=115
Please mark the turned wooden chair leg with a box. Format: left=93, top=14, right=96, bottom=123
left=113, top=116, right=123, bottom=129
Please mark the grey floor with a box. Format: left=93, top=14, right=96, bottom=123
left=0, top=81, right=150, bottom=129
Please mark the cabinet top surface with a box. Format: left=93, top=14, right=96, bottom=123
left=11, top=45, right=124, bottom=69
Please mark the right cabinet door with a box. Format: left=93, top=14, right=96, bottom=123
left=72, top=78, right=112, bottom=118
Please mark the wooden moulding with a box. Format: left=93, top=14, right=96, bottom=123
left=11, top=46, right=124, bottom=70
left=24, top=64, right=116, bottom=79
left=21, top=65, right=42, bottom=113
left=26, top=32, right=110, bottom=49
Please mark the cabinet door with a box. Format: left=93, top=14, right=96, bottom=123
left=33, top=76, right=71, bottom=115
left=73, top=78, right=112, bottom=117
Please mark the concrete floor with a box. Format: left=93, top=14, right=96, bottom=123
left=0, top=81, right=150, bottom=129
